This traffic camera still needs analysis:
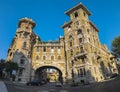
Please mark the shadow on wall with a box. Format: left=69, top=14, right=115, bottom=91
left=66, top=69, right=96, bottom=85
left=11, top=52, right=107, bottom=84
left=100, top=61, right=111, bottom=80
left=8, top=51, right=34, bottom=83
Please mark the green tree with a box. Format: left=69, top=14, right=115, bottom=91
left=0, top=59, right=6, bottom=79
left=112, top=36, right=120, bottom=58
left=5, top=61, right=18, bottom=77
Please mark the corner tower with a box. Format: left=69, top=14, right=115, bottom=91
left=7, top=17, right=37, bottom=61
left=7, top=18, right=37, bottom=83
left=62, top=3, right=109, bottom=83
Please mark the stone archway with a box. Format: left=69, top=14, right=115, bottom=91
left=32, top=64, right=66, bottom=83
left=35, top=66, right=63, bottom=83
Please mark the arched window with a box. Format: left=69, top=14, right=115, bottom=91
left=79, top=38, right=82, bottom=43
left=43, top=56, right=46, bottom=60
left=58, top=46, right=61, bottom=52
left=69, top=35, right=72, bottom=39
left=87, top=29, right=89, bottom=34
left=58, top=56, right=61, bottom=60
left=43, top=47, right=46, bottom=52
left=80, top=69, right=83, bottom=77
left=89, top=38, right=91, bottom=42
left=81, top=58, right=85, bottom=64
left=71, top=50, right=73, bottom=56
left=36, top=47, right=39, bottom=52
left=51, top=47, right=54, bottom=52
left=23, top=42, right=26, bottom=48
left=36, top=56, right=39, bottom=60
left=83, top=68, right=86, bottom=75
left=20, top=59, right=25, bottom=65
left=51, top=56, right=54, bottom=60
left=24, top=33, right=28, bottom=38
left=80, top=46, right=84, bottom=53
left=74, top=12, right=78, bottom=18
left=77, top=29, right=82, bottom=35
left=68, top=25, right=71, bottom=31
left=10, top=52, right=12, bottom=56
left=19, top=33, right=22, bottom=38
left=70, top=41, right=72, bottom=47
left=83, top=12, right=86, bottom=17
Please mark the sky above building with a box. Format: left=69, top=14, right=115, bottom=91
left=0, top=0, right=120, bottom=59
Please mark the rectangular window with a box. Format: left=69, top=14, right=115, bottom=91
left=75, top=21, right=79, bottom=25
left=80, top=47, right=84, bottom=53
left=19, top=34, right=22, bottom=38
left=26, top=27, right=29, bottom=29
left=58, top=56, right=61, bottom=60
left=36, top=56, right=39, bottom=60
left=74, top=12, right=78, bottom=18
left=87, top=29, right=89, bottom=34
left=10, top=52, right=12, bottom=56
left=94, top=67, right=97, bottom=74
left=43, top=47, right=46, bottom=52
left=89, top=38, right=91, bottom=42
left=36, top=47, right=39, bottom=52
left=43, top=56, right=46, bottom=60
left=70, top=41, right=72, bottom=47
left=69, top=35, right=72, bottom=39
left=24, top=33, right=28, bottom=38
left=58, top=46, right=61, bottom=49
left=71, top=50, right=73, bottom=56
left=79, top=38, right=82, bottom=43
left=77, top=29, right=82, bottom=35
left=51, top=47, right=54, bottom=52
left=80, top=69, right=83, bottom=77
left=83, top=12, right=86, bottom=17
left=83, top=68, right=86, bottom=75
left=58, top=47, right=61, bottom=52
left=74, top=21, right=80, bottom=29
left=23, top=42, right=26, bottom=49
left=18, top=69, right=23, bottom=76
left=81, top=58, right=85, bottom=64
left=20, top=59, right=25, bottom=65
left=51, top=46, right=54, bottom=49
left=51, top=56, right=54, bottom=60
left=68, top=25, right=71, bottom=31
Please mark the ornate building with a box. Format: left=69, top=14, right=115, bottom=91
left=7, top=3, right=118, bottom=84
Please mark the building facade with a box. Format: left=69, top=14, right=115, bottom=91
left=7, top=3, right=118, bottom=84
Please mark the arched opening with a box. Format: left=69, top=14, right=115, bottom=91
left=35, top=66, right=63, bottom=83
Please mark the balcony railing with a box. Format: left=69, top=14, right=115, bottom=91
left=75, top=51, right=87, bottom=58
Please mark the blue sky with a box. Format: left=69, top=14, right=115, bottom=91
left=0, top=0, right=120, bottom=59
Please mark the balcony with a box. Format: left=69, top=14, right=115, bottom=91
left=75, top=51, right=87, bottom=58
left=97, top=54, right=101, bottom=60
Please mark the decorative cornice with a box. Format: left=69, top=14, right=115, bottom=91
left=18, top=17, right=36, bottom=28
left=89, top=21, right=99, bottom=32
left=62, top=20, right=72, bottom=28
left=65, top=3, right=91, bottom=16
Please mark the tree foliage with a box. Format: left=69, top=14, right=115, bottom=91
left=0, top=60, right=18, bottom=79
left=0, top=59, right=5, bottom=70
left=112, top=36, right=120, bottom=58
left=0, top=59, right=6, bottom=78
left=5, top=61, right=18, bottom=75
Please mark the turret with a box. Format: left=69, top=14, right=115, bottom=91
left=7, top=17, right=36, bottom=61
left=65, top=3, right=91, bottom=20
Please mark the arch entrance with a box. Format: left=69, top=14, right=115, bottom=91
left=35, top=66, right=63, bottom=83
